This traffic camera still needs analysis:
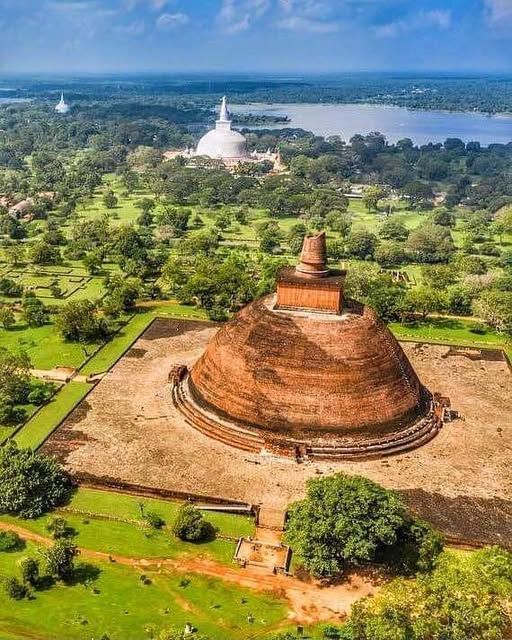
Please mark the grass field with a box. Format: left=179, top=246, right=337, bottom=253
left=0, top=485, right=273, bottom=640
left=0, top=488, right=254, bottom=565
left=390, top=316, right=511, bottom=357
left=12, top=382, right=90, bottom=449
left=0, top=540, right=286, bottom=640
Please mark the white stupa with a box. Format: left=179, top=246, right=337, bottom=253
left=55, top=92, right=70, bottom=115
left=196, top=96, right=248, bottom=160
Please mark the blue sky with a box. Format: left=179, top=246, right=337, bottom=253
left=0, top=0, right=511, bottom=73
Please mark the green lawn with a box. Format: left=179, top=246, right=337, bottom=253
left=391, top=316, right=511, bottom=356
left=0, top=320, right=100, bottom=370
left=0, top=488, right=254, bottom=566
left=67, top=488, right=254, bottom=539
left=13, top=382, right=90, bottom=449
left=0, top=540, right=286, bottom=640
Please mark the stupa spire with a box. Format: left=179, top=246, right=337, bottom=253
left=219, top=96, right=229, bottom=122
left=296, top=231, right=329, bottom=278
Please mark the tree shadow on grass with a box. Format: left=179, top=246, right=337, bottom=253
left=68, top=563, right=102, bottom=586
left=35, top=575, right=56, bottom=592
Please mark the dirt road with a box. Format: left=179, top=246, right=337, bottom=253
left=0, top=521, right=375, bottom=625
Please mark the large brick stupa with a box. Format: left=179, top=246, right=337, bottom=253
left=172, top=232, right=442, bottom=460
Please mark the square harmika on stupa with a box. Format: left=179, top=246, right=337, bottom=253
left=172, top=232, right=444, bottom=460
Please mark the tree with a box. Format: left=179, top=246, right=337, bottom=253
left=346, top=230, right=378, bottom=259
left=29, top=241, right=61, bottom=265
left=421, top=264, right=458, bottom=291
left=0, top=530, right=23, bottom=552
left=20, top=557, right=39, bottom=587
left=325, top=210, right=352, bottom=238
left=431, top=208, right=455, bottom=227
left=135, top=197, right=156, bottom=216
left=22, top=296, right=47, bottom=327
left=83, top=250, right=104, bottom=275
left=0, top=440, right=71, bottom=518
left=102, top=190, right=118, bottom=209
left=57, top=300, right=111, bottom=343
left=350, top=547, right=512, bottom=640
left=103, top=276, right=141, bottom=313
left=407, top=224, right=455, bottom=263
left=173, top=504, right=214, bottom=542
left=0, top=347, right=31, bottom=422
left=3, top=576, right=28, bottom=600
left=445, top=285, right=473, bottom=316
left=284, top=473, right=408, bottom=577
left=42, top=539, right=79, bottom=582
left=0, top=277, right=23, bottom=297
left=374, top=242, right=408, bottom=268
left=287, top=223, right=308, bottom=254
left=362, top=186, right=386, bottom=213
left=378, top=219, right=409, bottom=241
left=401, top=286, right=444, bottom=322
left=475, top=290, right=512, bottom=337
left=0, top=308, right=15, bottom=329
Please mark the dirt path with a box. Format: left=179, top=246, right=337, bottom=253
left=0, top=521, right=375, bottom=625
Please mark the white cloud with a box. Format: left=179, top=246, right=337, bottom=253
left=277, top=15, right=338, bottom=32
left=375, top=9, right=451, bottom=38
left=218, top=0, right=270, bottom=34
left=277, top=0, right=339, bottom=33
left=152, top=0, right=168, bottom=8
left=156, top=11, right=189, bottom=30
left=484, top=0, right=512, bottom=26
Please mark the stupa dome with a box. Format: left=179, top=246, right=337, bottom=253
left=188, top=296, right=427, bottom=437
left=173, top=233, right=441, bottom=459
left=196, top=96, right=248, bottom=160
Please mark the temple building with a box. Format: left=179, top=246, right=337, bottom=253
left=172, top=232, right=443, bottom=461
left=55, top=92, right=70, bottom=114
left=163, top=96, right=286, bottom=173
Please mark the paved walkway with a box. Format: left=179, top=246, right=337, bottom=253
left=29, top=368, right=105, bottom=384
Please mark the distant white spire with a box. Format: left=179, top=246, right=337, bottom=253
left=55, top=91, right=69, bottom=114
left=219, top=96, right=229, bottom=122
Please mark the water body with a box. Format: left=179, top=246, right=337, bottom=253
left=230, top=103, right=512, bottom=146
left=0, top=98, right=31, bottom=104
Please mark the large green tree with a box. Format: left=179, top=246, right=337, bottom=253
left=285, top=473, right=408, bottom=577
left=0, top=441, right=71, bottom=518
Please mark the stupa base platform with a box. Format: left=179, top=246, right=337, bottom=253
left=172, top=374, right=444, bottom=461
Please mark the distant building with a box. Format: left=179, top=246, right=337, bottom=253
left=164, top=96, right=286, bottom=174
left=55, top=92, right=70, bottom=114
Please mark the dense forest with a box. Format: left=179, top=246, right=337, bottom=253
left=1, top=72, right=512, bottom=113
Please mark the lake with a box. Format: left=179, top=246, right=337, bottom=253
left=230, top=103, right=512, bottom=146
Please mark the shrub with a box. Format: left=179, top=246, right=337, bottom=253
left=144, top=511, right=165, bottom=530
left=470, top=322, right=487, bottom=335
left=3, top=576, right=28, bottom=600
left=20, top=557, right=39, bottom=587
left=42, top=539, right=79, bottom=581
left=27, top=380, right=55, bottom=406
left=173, top=504, right=215, bottom=542
left=46, top=516, right=74, bottom=539
left=0, top=530, right=24, bottom=552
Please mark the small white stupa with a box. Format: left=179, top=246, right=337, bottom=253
left=55, top=92, right=70, bottom=115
